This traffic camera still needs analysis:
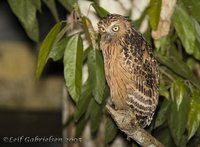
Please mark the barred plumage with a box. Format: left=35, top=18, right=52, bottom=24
left=98, top=14, right=159, bottom=128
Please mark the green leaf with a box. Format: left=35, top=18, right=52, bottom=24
left=83, top=46, right=92, bottom=62
left=8, top=0, right=39, bottom=42
left=192, top=18, right=200, bottom=43
left=48, top=24, right=71, bottom=61
left=193, top=41, right=200, bottom=60
left=186, top=58, right=196, bottom=70
left=162, top=27, right=185, bottom=60
left=43, top=0, right=59, bottom=22
left=143, top=23, right=151, bottom=42
left=63, top=34, right=83, bottom=103
left=159, top=79, right=170, bottom=99
left=155, top=53, right=200, bottom=89
left=187, top=127, right=200, bottom=147
left=179, top=135, right=188, bottom=147
left=58, top=0, right=77, bottom=11
left=154, top=99, right=170, bottom=128
left=192, top=18, right=200, bottom=60
left=87, top=49, right=105, bottom=104
left=105, top=117, right=118, bottom=143
left=169, top=79, right=190, bottom=146
left=32, top=0, right=41, bottom=11
left=148, top=0, right=162, bottom=30
left=172, top=5, right=196, bottom=55
left=84, top=86, right=108, bottom=134
left=171, top=79, right=186, bottom=110
left=56, top=23, right=70, bottom=41
left=92, top=3, right=110, bottom=18
left=49, top=37, right=70, bottom=61
left=155, top=127, right=176, bottom=147
left=75, top=115, right=88, bottom=137
left=187, top=90, right=200, bottom=140
left=90, top=99, right=102, bottom=134
left=182, top=0, right=200, bottom=22
left=154, top=35, right=174, bottom=56
left=85, top=98, right=93, bottom=120
left=74, top=80, right=92, bottom=121
left=36, top=22, right=62, bottom=79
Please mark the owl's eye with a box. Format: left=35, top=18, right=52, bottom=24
left=112, top=26, right=119, bottom=32
left=100, top=27, right=106, bottom=32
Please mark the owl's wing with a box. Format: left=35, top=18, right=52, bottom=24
left=121, top=29, right=159, bottom=127
left=124, top=49, right=159, bottom=107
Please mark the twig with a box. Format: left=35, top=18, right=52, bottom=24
left=106, top=104, right=164, bottom=147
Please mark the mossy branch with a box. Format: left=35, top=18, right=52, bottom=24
left=106, top=104, right=164, bottom=147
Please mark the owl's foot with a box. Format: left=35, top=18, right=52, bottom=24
left=126, top=136, right=131, bottom=141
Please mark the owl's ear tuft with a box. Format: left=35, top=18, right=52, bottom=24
left=124, top=16, right=132, bottom=22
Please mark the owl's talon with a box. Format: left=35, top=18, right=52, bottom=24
left=114, top=104, right=118, bottom=110
left=107, top=98, right=118, bottom=110
left=126, top=136, right=131, bottom=141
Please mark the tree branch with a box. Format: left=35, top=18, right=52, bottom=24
left=105, top=104, right=164, bottom=147
left=152, top=0, right=177, bottom=39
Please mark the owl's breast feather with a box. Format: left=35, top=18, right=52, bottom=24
left=102, top=46, right=131, bottom=109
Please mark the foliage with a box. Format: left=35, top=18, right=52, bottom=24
left=148, top=0, right=162, bottom=30
left=8, top=0, right=40, bottom=42
left=7, top=0, right=200, bottom=146
left=63, top=34, right=83, bottom=103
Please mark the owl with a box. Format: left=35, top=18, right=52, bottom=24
left=98, top=14, right=159, bottom=128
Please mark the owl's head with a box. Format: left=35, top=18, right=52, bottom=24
left=98, top=14, right=132, bottom=43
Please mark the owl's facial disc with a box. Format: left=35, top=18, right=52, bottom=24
left=99, top=22, right=121, bottom=42
left=99, top=28, right=114, bottom=43
left=104, top=33, right=113, bottom=42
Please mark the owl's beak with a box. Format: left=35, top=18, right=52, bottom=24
left=105, top=33, right=112, bottom=42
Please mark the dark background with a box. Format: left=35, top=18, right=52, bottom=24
left=0, top=1, right=68, bottom=146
